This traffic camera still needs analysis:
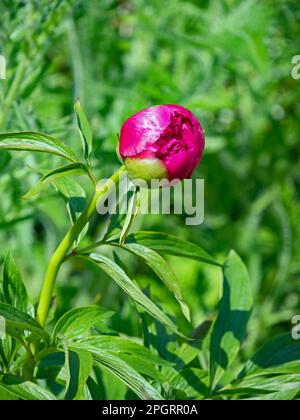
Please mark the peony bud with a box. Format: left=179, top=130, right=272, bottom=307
left=119, top=105, right=205, bottom=183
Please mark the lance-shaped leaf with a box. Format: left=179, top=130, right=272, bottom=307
left=0, top=131, right=77, bottom=162
left=119, top=188, right=140, bottom=246
left=53, top=306, right=114, bottom=340
left=2, top=252, right=33, bottom=315
left=246, top=388, right=300, bottom=401
left=54, top=175, right=87, bottom=220
left=74, top=99, right=93, bottom=161
left=210, top=250, right=253, bottom=388
left=0, top=302, right=49, bottom=342
left=227, top=374, right=300, bottom=400
left=168, top=368, right=209, bottom=400
left=88, top=253, right=186, bottom=338
left=0, top=375, right=56, bottom=400
left=71, top=343, right=163, bottom=400
left=60, top=339, right=93, bottom=401
left=239, top=334, right=300, bottom=379
left=124, top=231, right=220, bottom=266
left=79, top=336, right=171, bottom=380
left=23, top=163, right=89, bottom=199
left=109, top=242, right=190, bottom=321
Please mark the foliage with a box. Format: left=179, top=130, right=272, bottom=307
left=0, top=0, right=300, bottom=400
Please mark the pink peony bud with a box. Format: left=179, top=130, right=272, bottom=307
left=119, top=104, right=205, bottom=183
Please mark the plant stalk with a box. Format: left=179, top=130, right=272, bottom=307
left=36, top=166, right=125, bottom=328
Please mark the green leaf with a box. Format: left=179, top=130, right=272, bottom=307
left=229, top=374, right=300, bottom=400
left=112, top=242, right=190, bottom=321
left=246, top=388, right=299, bottom=400
left=119, top=188, right=140, bottom=246
left=61, top=339, right=93, bottom=400
left=81, top=336, right=168, bottom=364
left=53, top=174, right=87, bottom=223
left=2, top=252, right=33, bottom=315
left=53, top=306, right=114, bottom=340
left=79, top=336, right=170, bottom=380
left=0, top=302, right=49, bottom=342
left=86, top=376, right=105, bottom=400
left=0, top=131, right=77, bottom=162
left=238, top=373, right=300, bottom=391
left=23, top=163, right=89, bottom=199
left=38, top=351, right=65, bottom=369
left=210, top=250, right=253, bottom=388
left=125, top=231, right=220, bottom=266
left=88, top=253, right=186, bottom=338
left=72, top=343, right=163, bottom=400
left=69, top=348, right=92, bottom=400
left=36, top=351, right=65, bottom=383
left=74, top=99, right=93, bottom=161
left=171, top=320, right=212, bottom=369
left=104, top=211, right=127, bottom=241
left=169, top=368, right=209, bottom=400
left=0, top=374, right=56, bottom=400
left=0, top=387, right=18, bottom=400
left=240, top=334, right=300, bottom=378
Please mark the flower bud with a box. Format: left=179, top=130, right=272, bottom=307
left=119, top=105, right=205, bottom=183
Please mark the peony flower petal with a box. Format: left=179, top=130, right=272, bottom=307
left=119, top=104, right=205, bottom=182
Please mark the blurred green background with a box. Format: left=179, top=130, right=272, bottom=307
left=0, top=0, right=299, bottom=363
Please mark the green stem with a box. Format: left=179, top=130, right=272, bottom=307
left=36, top=166, right=125, bottom=327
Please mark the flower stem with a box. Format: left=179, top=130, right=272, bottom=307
left=36, top=166, right=125, bottom=328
